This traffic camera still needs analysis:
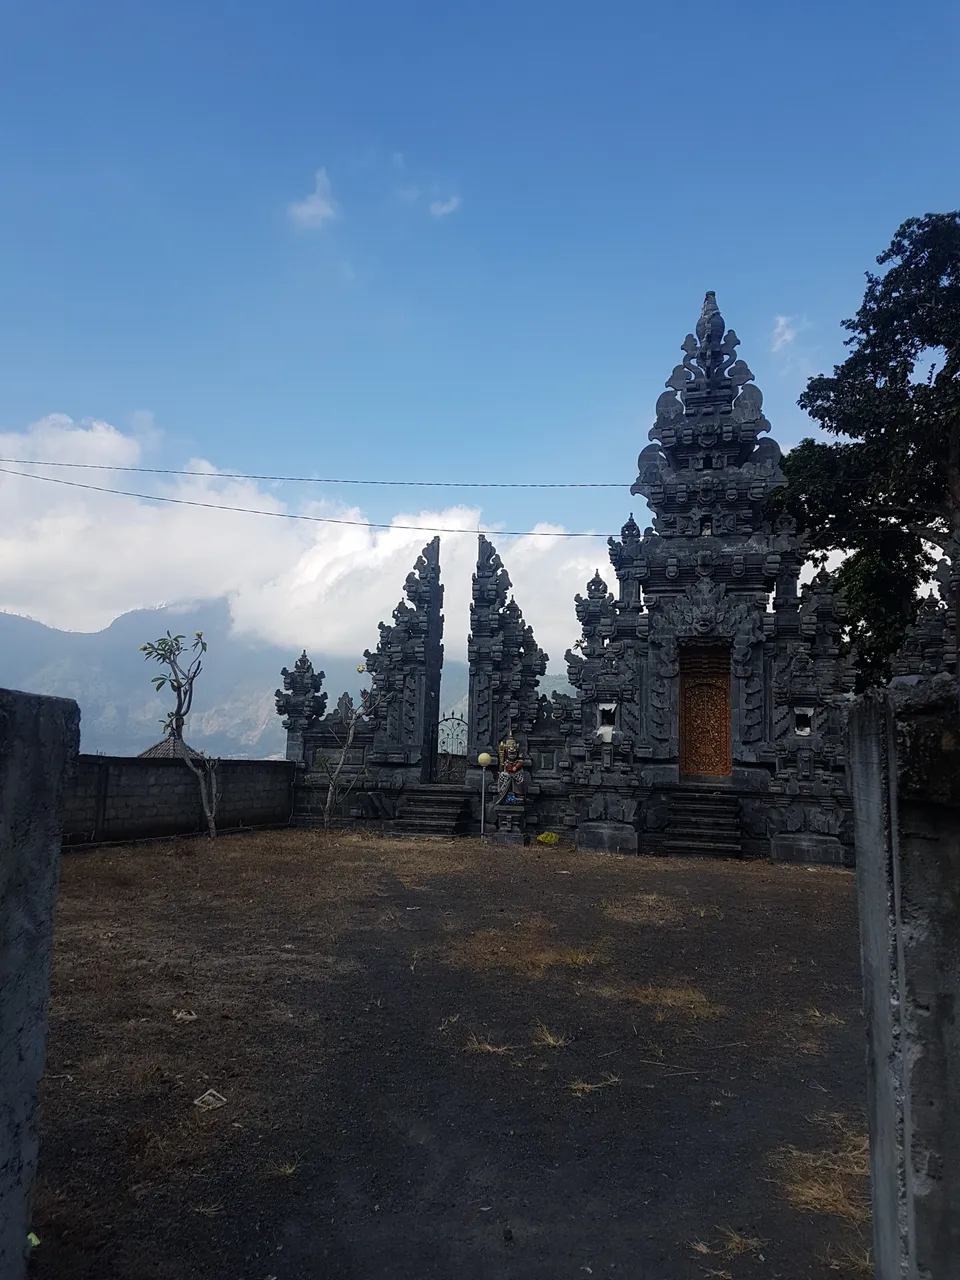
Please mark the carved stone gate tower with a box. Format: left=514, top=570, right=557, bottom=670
left=277, top=294, right=856, bottom=863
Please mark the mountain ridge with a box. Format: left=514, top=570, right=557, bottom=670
left=0, top=601, right=469, bottom=759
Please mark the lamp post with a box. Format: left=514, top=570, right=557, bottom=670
left=477, top=752, right=492, bottom=837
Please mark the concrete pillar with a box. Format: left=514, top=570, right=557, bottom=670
left=0, top=688, right=80, bottom=1280
left=847, top=676, right=960, bottom=1280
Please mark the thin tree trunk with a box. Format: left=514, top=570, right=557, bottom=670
left=178, top=741, right=220, bottom=838
left=324, top=712, right=359, bottom=829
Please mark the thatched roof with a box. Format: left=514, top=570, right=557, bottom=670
left=138, top=735, right=203, bottom=760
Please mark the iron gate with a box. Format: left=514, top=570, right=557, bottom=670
left=434, top=713, right=467, bottom=783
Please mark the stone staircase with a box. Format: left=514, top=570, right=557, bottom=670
left=661, top=788, right=742, bottom=858
left=386, top=785, right=472, bottom=839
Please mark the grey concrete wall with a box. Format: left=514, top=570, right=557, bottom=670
left=61, top=755, right=296, bottom=845
left=848, top=676, right=960, bottom=1280
left=0, top=687, right=80, bottom=1280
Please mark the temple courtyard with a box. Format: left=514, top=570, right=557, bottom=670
left=31, top=832, right=870, bottom=1280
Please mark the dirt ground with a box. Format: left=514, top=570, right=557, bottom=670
left=31, top=830, right=871, bottom=1280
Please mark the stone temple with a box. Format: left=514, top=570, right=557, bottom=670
left=277, top=293, right=858, bottom=865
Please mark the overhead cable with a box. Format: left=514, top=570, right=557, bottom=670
left=0, top=466, right=615, bottom=538
left=0, top=458, right=626, bottom=488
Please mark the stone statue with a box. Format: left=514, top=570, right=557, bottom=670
left=496, top=735, right=526, bottom=803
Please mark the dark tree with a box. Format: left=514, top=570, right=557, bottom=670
left=771, top=211, right=960, bottom=686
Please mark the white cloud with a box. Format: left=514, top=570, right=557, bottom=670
left=0, top=415, right=602, bottom=669
left=771, top=315, right=799, bottom=352
left=429, top=195, right=461, bottom=218
left=288, top=168, right=338, bottom=229
left=396, top=184, right=421, bottom=203
left=390, top=150, right=405, bottom=170
left=128, top=409, right=162, bottom=448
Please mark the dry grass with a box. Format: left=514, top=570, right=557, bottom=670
left=383, top=841, right=471, bottom=890
left=818, top=1239, right=874, bottom=1275
left=769, top=1112, right=870, bottom=1225
left=190, top=1202, right=224, bottom=1217
left=443, top=917, right=605, bottom=978
left=40, top=828, right=864, bottom=1279
left=688, top=1227, right=765, bottom=1261
left=465, top=1034, right=514, bottom=1056
left=44, top=829, right=405, bottom=1199
left=594, top=983, right=724, bottom=1021
left=568, top=1073, right=621, bottom=1097
left=805, top=1007, right=846, bottom=1028
left=717, top=1226, right=765, bottom=1256
left=599, top=893, right=683, bottom=926
left=692, top=905, right=725, bottom=920
left=532, top=1022, right=570, bottom=1048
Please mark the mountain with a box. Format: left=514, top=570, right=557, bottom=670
left=0, top=600, right=469, bottom=759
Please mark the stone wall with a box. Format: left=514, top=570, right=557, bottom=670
left=847, top=675, right=960, bottom=1280
left=61, top=755, right=296, bottom=844
left=0, top=687, right=80, bottom=1280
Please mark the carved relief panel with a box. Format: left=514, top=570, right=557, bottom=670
left=679, top=646, right=732, bottom=776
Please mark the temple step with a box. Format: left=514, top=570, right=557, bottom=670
left=661, top=837, right=743, bottom=857
left=385, top=786, right=472, bottom=839
left=664, top=791, right=742, bottom=858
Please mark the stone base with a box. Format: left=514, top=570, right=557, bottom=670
left=576, top=821, right=638, bottom=855
left=772, top=833, right=844, bottom=866
left=494, top=801, right=527, bottom=845
left=494, top=829, right=527, bottom=845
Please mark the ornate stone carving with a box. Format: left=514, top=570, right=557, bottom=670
left=361, top=537, right=444, bottom=782
left=893, top=595, right=956, bottom=677
left=647, top=579, right=764, bottom=649
left=467, top=535, right=547, bottom=758
left=496, top=734, right=526, bottom=802
left=631, top=292, right=786, bottom=539
left=278, top=291, right=857, bottom=865
left=275, top=651, right=327, bottom=730
left=275, top=651, right=327, bottom=762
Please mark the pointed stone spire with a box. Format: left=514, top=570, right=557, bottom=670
left=468, top=536, right=546, bottom=757
left=695, top=290, right=725, bottom=353
left=628, top=291, right=786, bottom=537
left=362, top=539, right=444, bottom=781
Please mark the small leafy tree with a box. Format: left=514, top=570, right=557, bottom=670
left=140, top=630, right=221, bottom=837
left=771, top=210, right=960, bottom=686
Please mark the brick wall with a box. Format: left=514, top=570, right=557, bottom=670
left=62, top=755, right=297, bottom=844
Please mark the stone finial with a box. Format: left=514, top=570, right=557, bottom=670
left=696, top=290, right=725, bottom=350
left=275, top=650, right=327, bottom=731
left=586, top=570, right=608, bottom=600
left=620, top=512, right=641, bottom=542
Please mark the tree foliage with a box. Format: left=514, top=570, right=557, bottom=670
left=140, top=629, right=221, bottom=836
left=139, top=630, right=207, bottom=738
left=770, top=211, right=960, bottom=686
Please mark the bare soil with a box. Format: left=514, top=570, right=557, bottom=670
left=31, top=830, right=871, bottom=1280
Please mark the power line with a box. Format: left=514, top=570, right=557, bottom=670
left=0, top=458, right=627, bottom=488
left=0, top=466, right=616, bottom=538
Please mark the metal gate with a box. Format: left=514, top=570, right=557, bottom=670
left=434, top=713, right=468, bottom=783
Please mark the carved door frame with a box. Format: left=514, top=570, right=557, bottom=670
left=679, top=644, right=732, bottom=778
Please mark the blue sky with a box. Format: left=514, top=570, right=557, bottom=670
left=1, top=0, right=958, bottom=577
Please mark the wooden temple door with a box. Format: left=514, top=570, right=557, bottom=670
left=679, top=646, right=732, bottom=777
